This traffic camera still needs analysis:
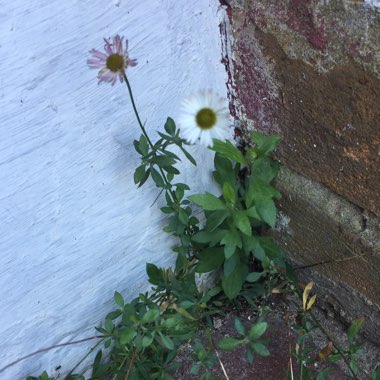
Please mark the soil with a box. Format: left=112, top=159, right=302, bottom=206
left=172, top=295, right=379, bottom=380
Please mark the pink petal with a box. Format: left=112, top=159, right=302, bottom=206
left=103, top=38, right=113, bottom=55
left=87, top=59, right=104, bottom=68
left=124, top=39, right=129, bottom=53
left=114, top=35, right=122, bottom=53
left=99, top=70, right=116, bottom=83
left=89, top=49, right=108, bottom=60
left=128, top=58, right=138, bottom=67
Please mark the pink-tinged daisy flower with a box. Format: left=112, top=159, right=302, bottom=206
left=87, top=35, right=137, bottom=85
left=179, top=90, right=230, bottom=147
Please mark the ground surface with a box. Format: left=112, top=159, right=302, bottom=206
left=173, top=295, right=379, bottom=380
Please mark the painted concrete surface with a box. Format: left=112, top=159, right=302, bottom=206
left=0, top=1, right=227, bottom=378
left=366, top=0, right=380, bottom=8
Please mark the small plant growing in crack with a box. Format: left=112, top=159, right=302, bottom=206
left=6, top=33, right=375, bottom=380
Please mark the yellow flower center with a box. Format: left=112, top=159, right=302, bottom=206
left=106, top=54, right=124, bottom=72
left=196, top=108, right=217, bottom=130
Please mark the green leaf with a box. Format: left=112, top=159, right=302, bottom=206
left=163, top=165, right=180, bottom=175
left=133, top=139, right=143, bottom=155
left=178, top=208, right=189, bottom=224
left=175, top=182, right=190, bottom=191
left=189, top=193, right=227, bottom=211
left=164, top=117, right=176, bottom=135
left=134, top=165, right=146, bottom=184
left=252, top=342, right=270, bottom=356
left=180, top=146, right=197, bottom=165
left=211, top=139, right=246, bottom=165
left=175, top=187, right=185, bottom=201
left=246, top=177, right=280, bottom=209
left=258, top=237, right=283, bottom=260
left=249, top=322, right=268, bottom=340
left=139, top=134, right=149, bottom=156
left=146, top=263, right=164, bottom=285
left=251, top=157, right=279, bottom=184
left=234, top=318, right=246, bottom=335
left=242, top=235, right=266, bottom=260
left=256, top=197, right=277, bottom=228
left=347, top=317, right=365, bottom=344
left=158, top=332, right=175, bottom=350
left=195, top=247, right=224, bottom=273
left=192, top=229, right=226, bottom=245
left=120, top=328, right=135, bottom=345
left=137, top=168, right=150, bottom=188
left=179, top=300, right=195, bottom=309
left=142, top=334, right=154, bottom=347
left=161, top=206, right=174, bottom=214
left=190, top=363, right=201, bottom=375
left=104, top=318, right=113, bottom=333
left=214, top=152, right=234, bottom=183
left=285, top=262, right=298, bottom=282
left=224, top=254, right=239, bottom=277
left=218, top=337, right=246, bottom=350
left=221, top=230, right=242, bottom=259
left=175, top=253, right=187, bottom=273
left=245, top=207, right=260, bottom=219
left=233, top=211, right=252, bottom=236
left=114, top=291, right=124, bottom=308
left=223, top=182, right=236, bottom=206
left=246, top=272, right=263, bottom=282
left=372, top=365, right=380, bottom=380
left=150, top=167, right=165, bottom=187
left=142, top=309, right=160, bottom=324
left=246, top=347, right=254, bottom=364
left=251, top=131, right=280, bottom=155
left=152, top=155, right=177, bottom=167
left=222, top=261, right=247, bottom=299
left=205, top=210, right=230, bottom=232
left=106, top=310, right=122, bottom=320
left=316, top=368, right=332, bottom=380
left=160, top=149, right=181, bottom=161
left=192, top=230, right=214, bottom=244
left=349, top=358, right=359, bottom=375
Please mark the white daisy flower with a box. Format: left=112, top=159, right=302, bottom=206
left=179, top=90, right=230, bottom=147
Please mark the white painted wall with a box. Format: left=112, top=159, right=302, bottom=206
left=0, top=1, right=227, bottom=378
left=366, top=0, right=380, bottom=8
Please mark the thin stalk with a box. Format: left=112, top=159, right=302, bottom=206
left=285, top=313, right=295, bottom=380
left=214, top=348, right=230, bottom=380
left=67, top=338, right=105, bottom=376
left=308, top=312, right=370, bottom=380
left=122, top=72, right=177, bottom=202
left=299, top=339, right=305, bottom=380
left=208, top=332, right=230, bottom=380
left=289, top=294, right=369, bottom=380
left=125, top=350, right=137, bottom=380
left=0, top=336, right=102, bottom=374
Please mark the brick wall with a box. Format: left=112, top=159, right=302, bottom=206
left=222, top=0, right=380, bottom=343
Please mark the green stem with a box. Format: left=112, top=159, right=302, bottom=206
left=123, top=72, right=154, bottom=149
left=67, top=338, right=105, bottom=376
left=299, top=339, right=305, bottom=380
left=122, top=71, right=177, bottom=202
left=288, top=296, right=369, bottom=380
left=308, top=312, right=368, bottom=380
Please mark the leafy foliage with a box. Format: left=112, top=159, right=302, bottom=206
left=190, top=133, right=283, bottom=299
left=25, top=86, right=374, bottom=380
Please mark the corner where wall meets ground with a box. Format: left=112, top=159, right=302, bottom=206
left=221, top=0, right=380, bottom=344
